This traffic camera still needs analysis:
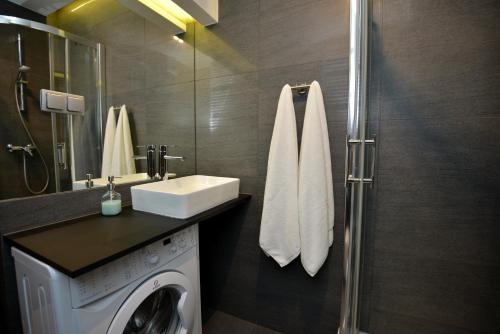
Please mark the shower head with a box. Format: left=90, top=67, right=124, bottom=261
left=18, top=65, right=31, bottom=73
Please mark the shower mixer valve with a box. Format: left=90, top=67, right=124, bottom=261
left=11, top=33, right=50, bottom=195
left=6, top=143, right=36, bottom=157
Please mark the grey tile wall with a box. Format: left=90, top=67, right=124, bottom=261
left=363, top=0, right=500, bottom=333
left=194, top=0, right=259, bottom=80
left=195, top=0, right=349, bottom=333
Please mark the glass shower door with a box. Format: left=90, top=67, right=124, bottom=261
left=49, top=34, right=71, bottom=191
left=49, top=34, right=104, bottom=192
left=67, top=39, right=103, bottom=182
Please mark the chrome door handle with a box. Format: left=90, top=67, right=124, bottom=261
left=56, top=142, right=67, bottom=170
left=345, top=135, right=376, bottom=188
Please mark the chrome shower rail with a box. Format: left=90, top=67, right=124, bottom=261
left=339, top=0, right=371, bottom=333
left=0, top=15, right=99, bottom=48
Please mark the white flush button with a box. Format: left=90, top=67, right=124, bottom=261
left=46, top=91, right=66, bottom=110
left=67, top=94, right=85, bottom=113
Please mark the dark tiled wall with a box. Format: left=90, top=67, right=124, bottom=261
left=0, top=24, right=56, bottom=200
left=196, top=0, right=349, bottom=333
left=49, top=0, right=196, bottom=176
left=362, top=0, right=500, bottom=333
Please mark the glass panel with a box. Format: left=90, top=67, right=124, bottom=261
left=49, top=34, right=72, bottom=192
left=124, top=287, right=181, bottom=334
left=67, top=40, right=102, bottom=181
left=49, top=35, right=102, bottom=191
left=51, top=35, right=66, bottom=91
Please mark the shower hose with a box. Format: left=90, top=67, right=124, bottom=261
left=14, top=72, right=50, bottom=195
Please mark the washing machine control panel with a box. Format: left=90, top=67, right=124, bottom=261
left=70, top=225, right=198, bottom=308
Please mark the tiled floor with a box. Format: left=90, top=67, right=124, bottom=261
left=203, top=311, right=281, bottom=334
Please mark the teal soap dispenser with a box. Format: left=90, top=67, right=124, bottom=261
left=101, top=176, right=122, bottom=216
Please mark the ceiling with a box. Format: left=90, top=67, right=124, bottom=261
left=8, top=0, right=74, bottom=16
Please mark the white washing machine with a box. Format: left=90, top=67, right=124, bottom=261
left=12, top=224, right=202, bottom=334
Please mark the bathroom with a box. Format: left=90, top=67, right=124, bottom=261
left=0, top=0, right=499, bottom=333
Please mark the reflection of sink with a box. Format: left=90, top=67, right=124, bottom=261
left=131, top=175, right=240, bottom=218
left=72, top=173, right=176, bottom=190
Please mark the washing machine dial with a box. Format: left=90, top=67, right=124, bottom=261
left=144, top=246, right=160, bottom=267
left=178, top=233, right=187, bottom=249
left=148, top=254, right=160, bottom=265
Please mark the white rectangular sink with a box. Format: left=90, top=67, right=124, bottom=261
left=131, top=175, right=240, bottom=218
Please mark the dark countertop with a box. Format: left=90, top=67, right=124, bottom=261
left=5, top=194, right=251, bottom=278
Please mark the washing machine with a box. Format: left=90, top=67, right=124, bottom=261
left=12, top=224, right=202, bottom=334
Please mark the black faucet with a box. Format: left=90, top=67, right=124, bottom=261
left=158, top=145, right=167, bottom=180
left=146, top=144, right=156, bottom=179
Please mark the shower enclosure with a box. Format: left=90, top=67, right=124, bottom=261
left=340, top=0, right=500, bottom=332
left=0, top=15, right=104, bottom=199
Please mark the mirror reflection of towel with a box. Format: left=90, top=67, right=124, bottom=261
left=110, top=105, right=136, bottom=177
left=101, top=106, right=116, bottom=178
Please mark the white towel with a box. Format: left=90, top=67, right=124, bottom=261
left=110, top=105, right=136, bottom=176
left=101, top=106, right=116, bottom=178
left=259, top=85, right=300, bottom=267
left=298, top=81, right=334, bottom=277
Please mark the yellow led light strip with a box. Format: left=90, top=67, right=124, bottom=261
left=137, top=0, right=194, bottom=31
left=70, top=0, right=97, bottom=12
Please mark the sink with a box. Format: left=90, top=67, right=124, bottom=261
left=131, top=175, right=240, bottom=218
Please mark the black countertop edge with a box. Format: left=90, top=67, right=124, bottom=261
left=5, top=194, right=251, bottom=278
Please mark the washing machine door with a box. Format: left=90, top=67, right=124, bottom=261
left=107, top=271, right=195, bottom=334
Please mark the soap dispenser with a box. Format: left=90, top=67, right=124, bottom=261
left=101, top=176, right=122, bottom=216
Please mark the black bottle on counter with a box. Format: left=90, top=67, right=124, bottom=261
left=146, top=144, right=156, bottom=179
left=158, top=145, right=167, bottom=180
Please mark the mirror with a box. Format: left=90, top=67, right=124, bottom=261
left=0, top=0, right=196, bottom=200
